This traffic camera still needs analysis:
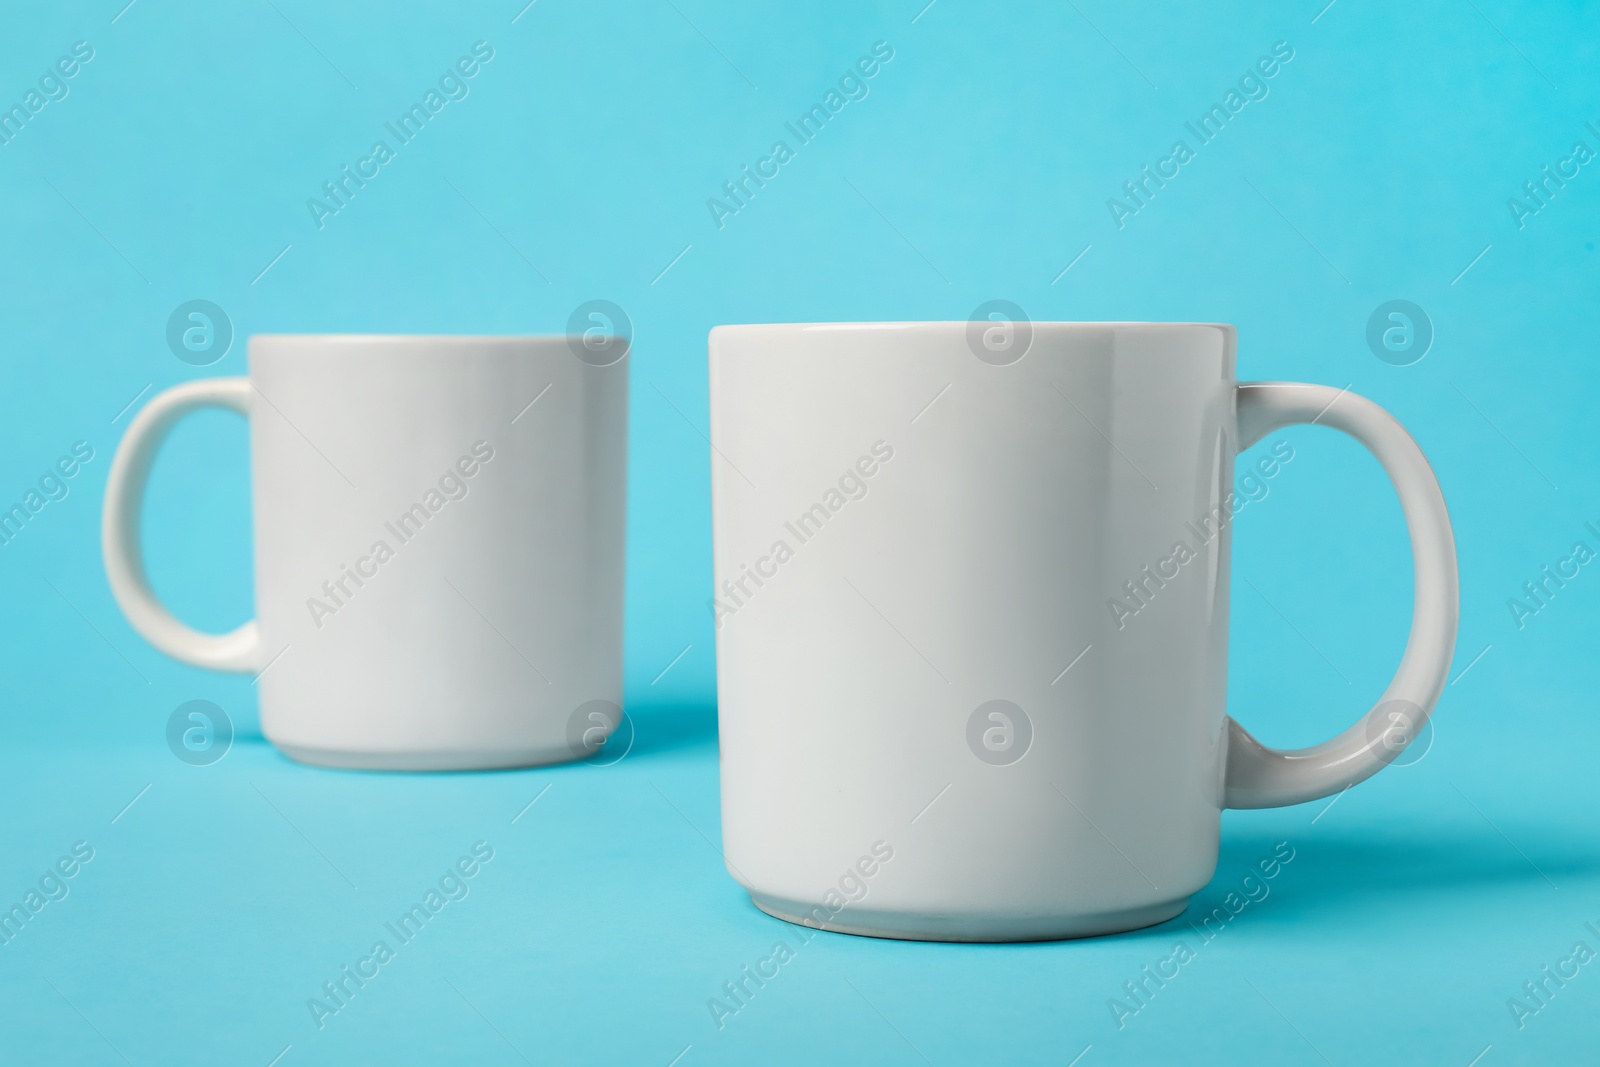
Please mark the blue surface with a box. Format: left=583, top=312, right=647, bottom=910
left=1, top=1, right=1597, bottom=1063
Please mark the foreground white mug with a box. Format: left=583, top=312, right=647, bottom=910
left=103, top=334, right=627, bottom=769
left=710, top=321, right=1457, bottom=941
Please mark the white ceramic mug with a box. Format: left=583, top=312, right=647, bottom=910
left=103, top=335, right=628, bottom=770
left=709, top=321, right=1457, bottom=941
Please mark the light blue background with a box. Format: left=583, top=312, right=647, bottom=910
left=1, top=0, right=1597, bottom=1063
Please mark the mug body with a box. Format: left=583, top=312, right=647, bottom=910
left=249, top=335, right=626, bottom=770
left=710, top=321, right=1236, bottom=940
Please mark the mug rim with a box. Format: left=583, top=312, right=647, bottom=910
left=711, top=320, right=1235, bottom=337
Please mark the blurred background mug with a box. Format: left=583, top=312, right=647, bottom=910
left=710, top=321, right=1458, bottom=941
left=103, top=334, right=628, bottom=770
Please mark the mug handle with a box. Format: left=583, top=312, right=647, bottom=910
left=1224, top=381, right=1459, bottom=808
left=101, top=377, right=262, bottom=673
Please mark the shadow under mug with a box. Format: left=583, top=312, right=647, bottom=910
left=710, top=321, right=1459, bottom=941
left=102, top=334, right=628, bottom=770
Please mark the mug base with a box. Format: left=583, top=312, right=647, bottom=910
left=272, top=740, right=586, bottom=772
left=748, top=891, right=1189, bottom=943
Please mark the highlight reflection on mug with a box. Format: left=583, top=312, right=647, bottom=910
left=166, top=699, right=233, bottom=766
left=966, top=700, right=1032, bottom=765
